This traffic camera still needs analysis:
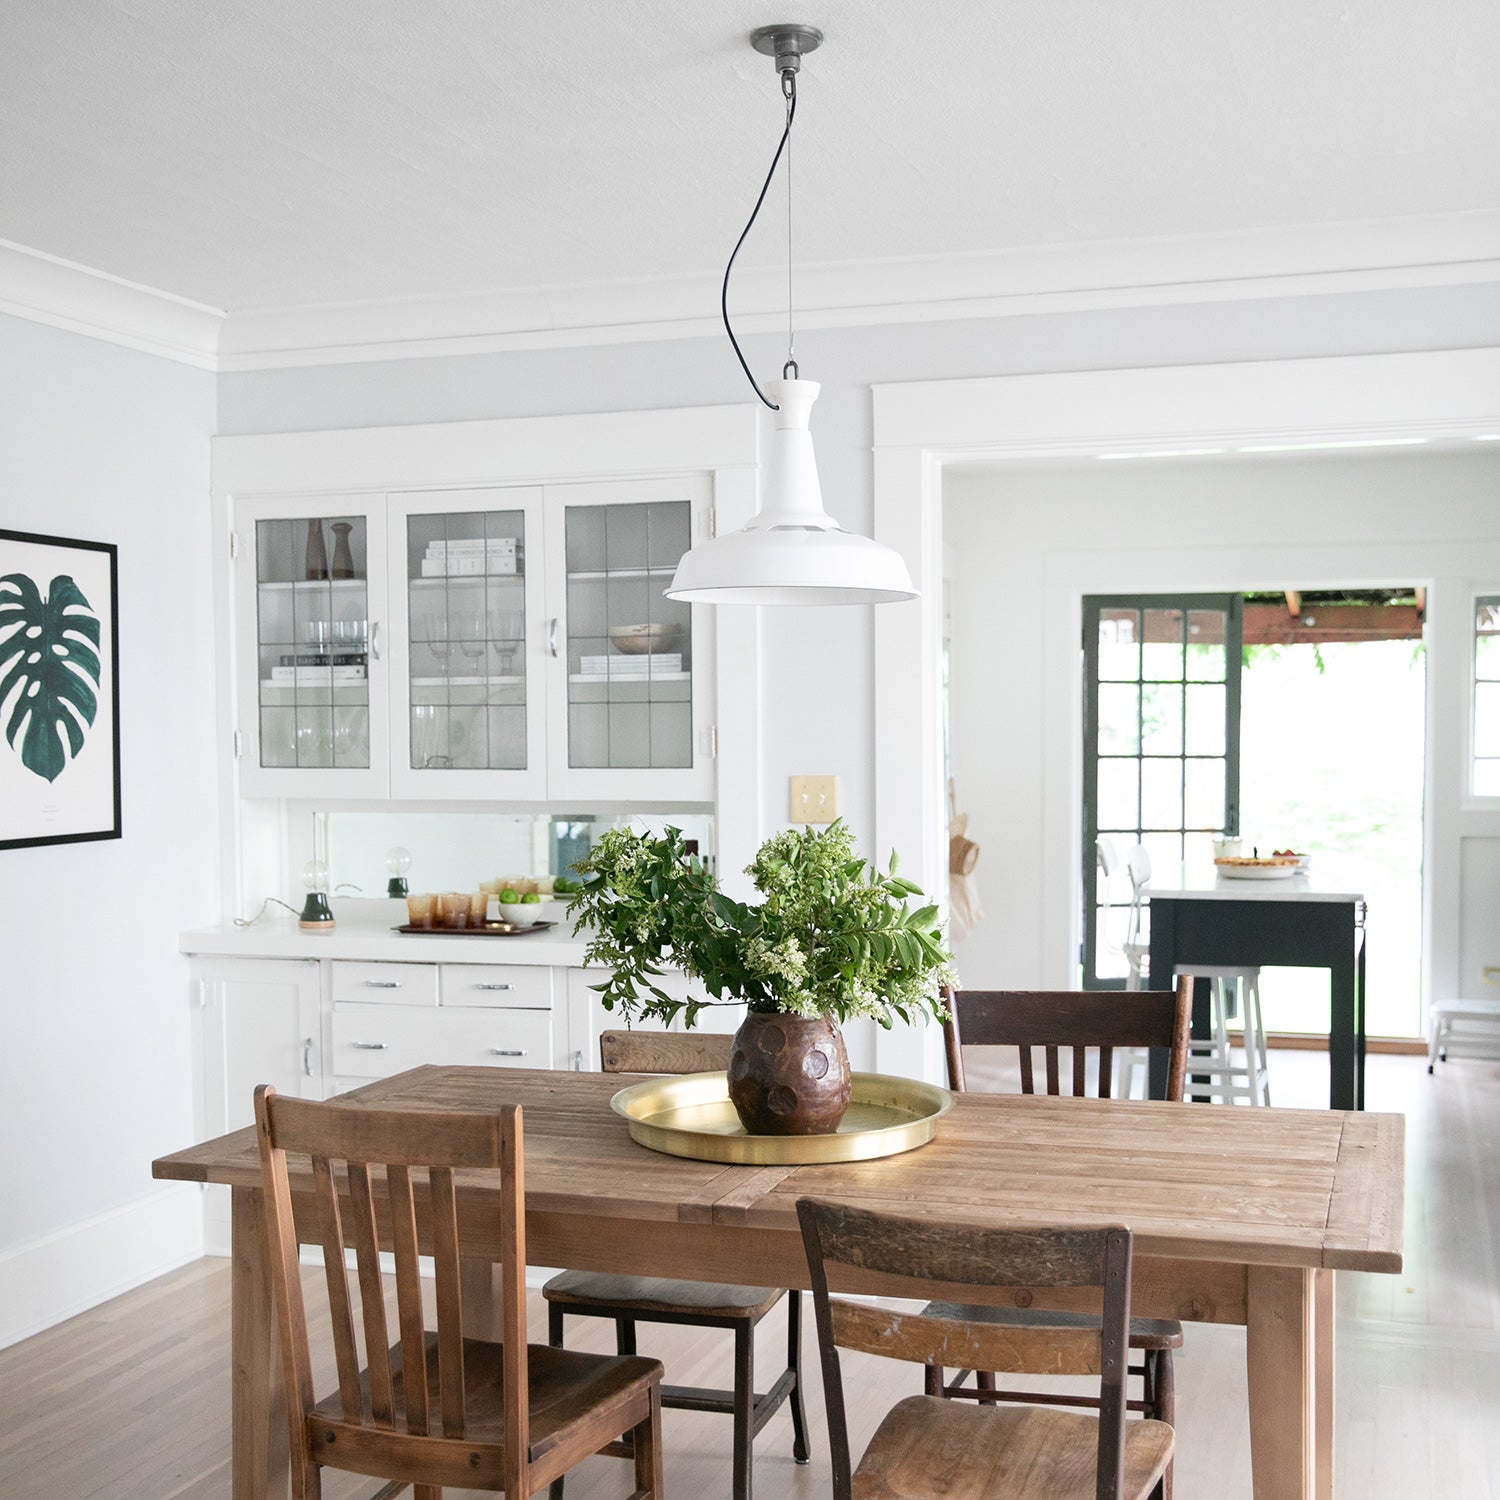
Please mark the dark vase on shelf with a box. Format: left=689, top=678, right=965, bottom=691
left=330, top=522, right=356, bottom=580
left=727, top=1011, right=852, bottom=1135
left=304, top=519, right=329, bottom=581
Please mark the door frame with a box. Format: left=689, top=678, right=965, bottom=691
left=872, top=347, right=1500, bottom=1075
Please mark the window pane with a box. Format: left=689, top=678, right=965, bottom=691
left=1478, top=632, right=1500, bottom=682
left=1098, top=610, right=1140, bottom=681
left=1476, top=759, right=1500, bottom=797
left=1141, top=608, right=1184, bottom=680
left=1093, top=911, right=1130, bottom=981
left=1140, top=832, right=1184, bottom=881
left=1098, top=759, right=1140, bottom=831
left=1477, top=682, right=1500, bottom=760
left=1186, top=611, right=1227, bottom=680
left=1184, top=758, right=1226, bottom=830
left=1097, top=683, right=1140, bottom=754
left=1141, top=759, right=1183, bottom=828
left=1185, top=683, right=1227, bottom=755
left=1141, top=683, right=1183, bottom=756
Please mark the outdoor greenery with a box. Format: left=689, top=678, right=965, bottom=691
left=566, top=821, right=955, bottom=1030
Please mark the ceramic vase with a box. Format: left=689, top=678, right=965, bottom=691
left=727, top=1011, right=852, bottom=1135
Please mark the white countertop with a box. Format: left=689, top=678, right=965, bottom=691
left=180, top=898, right=591, bottom=966
left=1144, top=861, right=1365, bottom=904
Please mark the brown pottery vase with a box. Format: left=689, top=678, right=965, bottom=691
left=728, top=1011, right=852, bottom=1135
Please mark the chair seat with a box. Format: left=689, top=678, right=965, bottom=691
left=924, top=1300, right=1184, bottom=1351
left=853, top=1395, right=1174, bottom=1500
left=309, top=1334, right=661, bottom=1484
left=543, top=1269, right=782, bottom=1321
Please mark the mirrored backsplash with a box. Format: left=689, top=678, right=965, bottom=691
left=317, top=810, right=715, bottom=897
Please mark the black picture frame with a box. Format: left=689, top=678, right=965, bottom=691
left=0, top=527, right=121, bottom=850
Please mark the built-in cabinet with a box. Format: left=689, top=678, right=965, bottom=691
left=232, top=476, right=715, bottom=803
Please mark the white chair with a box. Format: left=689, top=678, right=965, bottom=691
left=1174, top=963, right=1272, bottom=1106
left=1112, top=845, right=1154, bottom=1098
left=1427, top=997, right=1500, bottom=1072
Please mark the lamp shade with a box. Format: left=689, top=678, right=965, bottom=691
left=666, top=378, right=917, bottom=606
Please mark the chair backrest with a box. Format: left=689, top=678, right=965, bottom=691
left=941, top=978, right=1192, bottom=1102
left=254, top=1085, right=529, bottom=1494
left=1095, top=836, right=1119, bottom=879
left=796, top=1197, right=1134, bottom=1500
left=600, top=1027, right=734, bottom=1075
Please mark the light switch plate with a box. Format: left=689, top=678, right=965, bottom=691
left=790, top=775, right=839, bottom=824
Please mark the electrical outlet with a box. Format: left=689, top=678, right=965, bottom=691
left=790, top=775, right=839, bottom=825
left=1484, top=966, right=1500, bottom=985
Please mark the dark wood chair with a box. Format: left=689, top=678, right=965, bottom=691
left=929, top=978, right=1193, bottom=1500
left=254, top=1084, right=664, bottom=1500
left=796, top=1197, right=1174, bottom=1500
left=543, top=1029, right=811, bottom=1500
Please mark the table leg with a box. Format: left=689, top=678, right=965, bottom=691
left=1314, top=1269, right=1335, bottom=1500
left=1246, top=1264, right=1315, bottom=1500
left=461, top=1255, right=505, bottom=1341
left=1329, top=936, right=1358, bottom=1112
left=231, top=1186, right=288, bottom=1500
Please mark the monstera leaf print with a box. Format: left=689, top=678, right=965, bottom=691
left=0, top=573, right=102, bottom=783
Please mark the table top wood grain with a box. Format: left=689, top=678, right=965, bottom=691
left=152, top=1065, right=1403, bottom=1275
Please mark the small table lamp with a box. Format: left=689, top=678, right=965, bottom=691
left=386, top=846, right=412, bottom=897
left=299, top=859, right=336, bottom=931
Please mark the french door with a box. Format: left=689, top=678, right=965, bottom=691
left=1082, top=595, right=1242, bottom=987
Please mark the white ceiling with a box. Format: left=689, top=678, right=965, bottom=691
left=1, top=0, right=1497, bottom=316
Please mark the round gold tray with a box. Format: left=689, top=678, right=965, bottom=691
left=610, top=1070, right=954, bottom=1165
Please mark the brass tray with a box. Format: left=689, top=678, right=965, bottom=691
left=393, top=921, right=558, bottom=937
left=610, top=1070, right=954, bottom=1165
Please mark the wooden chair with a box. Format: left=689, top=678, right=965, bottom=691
left=933, top=978, right=1192, bottom=1500
left=544, top=1029, right=810, bottom=1500
left=254, top=1084, right=664, bottom=1500
left=796, top=1198, right=1174, bottom=1500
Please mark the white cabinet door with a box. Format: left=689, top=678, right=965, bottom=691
left=543, top=477, right=717, bottom=802
left=194, top=956, right=321, bottom=1252
left=387, top=488, right=548, bottom=799
left=232, top=494, right=390, bottom=798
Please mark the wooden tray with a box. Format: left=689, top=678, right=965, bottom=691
left=393, top=921, right=559, bottom=936
left=610, top=1070, right=953, bottom=1165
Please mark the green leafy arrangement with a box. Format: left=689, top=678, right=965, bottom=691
left=0, top=573, right=102, bottom=783
left=566, top=821, right=955, bottom=1030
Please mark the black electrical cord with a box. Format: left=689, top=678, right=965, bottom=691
left=721, top=72, right=797, bottom=411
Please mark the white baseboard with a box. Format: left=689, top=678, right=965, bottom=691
left=0, top=1185, right=205, bottom=1350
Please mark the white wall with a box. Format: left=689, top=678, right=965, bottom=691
left=217, top=283, right=1500, bottom=862
left=0, top=313, right=217, bottom=1346
left=945, top=449, right=1500, bottom=1001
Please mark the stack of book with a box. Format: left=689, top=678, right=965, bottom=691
left=270, top=651, right=367, bottom=684
left=578, top=653, right=684, bottom=678
left=420, top=537, right=521, bottom=577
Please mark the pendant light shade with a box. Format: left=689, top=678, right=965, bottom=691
left=666, top=379, right=917, bottom=605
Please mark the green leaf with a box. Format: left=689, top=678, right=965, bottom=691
left=0, top=573, right=102, bottom=784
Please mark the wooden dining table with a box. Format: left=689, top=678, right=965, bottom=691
left=152, top=1064, right=1404, bottom=1500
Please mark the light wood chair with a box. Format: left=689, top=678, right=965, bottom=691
left=934, top=979, right=1193, bottom=1500
left=254, top=1084, right=664, bottom=1500
left=544, top=1029, right=810, bottom=1500
left=796, top=1198, right=1174, bottom=1500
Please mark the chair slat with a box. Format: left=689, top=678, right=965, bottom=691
left=499, top=1107, right=528, bottom=1495
left=1072, top=1045, right=1087, bottom=1098
left=311, top=1155, right=363, bottom=1421
left=345, top=1161, right=395, bottom=1425
left=830, top=1299, right=1102, bottom=1375
left=266, top=1095, right=506, bottom=1168
left=429, top=1165, right=467, bottom=1438
left=386, top=1164, right=430, bottom=1436
left=1045, top=1045, right=1060, bottom=1096
left=1018, top=1045, right=1035, bottom=1094
left=1098, top=1044, right=1114, bottom=1098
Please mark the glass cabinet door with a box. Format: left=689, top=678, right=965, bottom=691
left=389, top=489, right=545, bottom=798
left=236, top=499, right=389, bottom=798
left=545, top=477, right=714, bottom=799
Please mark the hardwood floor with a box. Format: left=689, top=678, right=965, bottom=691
left=2, top=1051, right=1496, bottom=1498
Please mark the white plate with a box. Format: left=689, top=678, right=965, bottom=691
left=1215, top=863, right=1301, bottom=881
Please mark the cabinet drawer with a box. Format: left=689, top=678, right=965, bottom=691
left=331, top=1002, right=552, bottom=1079
left=331, top=961, right=439, bottom=1008
left=441, top=963, right=552, bottom=1010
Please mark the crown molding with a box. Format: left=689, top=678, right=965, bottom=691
left=3, top=210, right=1498, bottom=374
left=0, top=238, right=222, bottom=369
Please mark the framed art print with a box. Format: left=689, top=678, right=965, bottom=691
left=0, top=528, right=121, bottom=849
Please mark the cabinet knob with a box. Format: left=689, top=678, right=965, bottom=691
left=476, top=982, right=514, bottom=991
left=362, top=980, right=402, bottom=989
left=490, top=1048, right=527, bottom=1057
left=351, top=1041, right=389, bottom=1050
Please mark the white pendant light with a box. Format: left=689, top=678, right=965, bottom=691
left=666, top=25, right=917, bottom=608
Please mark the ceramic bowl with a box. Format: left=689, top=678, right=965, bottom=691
left=609, top=623, right=683, bottom=655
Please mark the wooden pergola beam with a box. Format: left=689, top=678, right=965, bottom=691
left=1243, top=603, right=1423, bottom=645
left=1285, top=589, right=1302, bottom=619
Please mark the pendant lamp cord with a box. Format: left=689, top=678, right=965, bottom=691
left=721, top=69, right=797, bottom=411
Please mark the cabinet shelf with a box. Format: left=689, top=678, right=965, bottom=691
left=409, top=573, right=525, bottom=587
left=258, top=578, right=367, bottom=591
left=566, top=566, right=678, bottom=582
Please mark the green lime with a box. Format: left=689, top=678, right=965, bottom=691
left=521, top=891, right=541, bottom=904
left=499, top=888, right=521, bottom=903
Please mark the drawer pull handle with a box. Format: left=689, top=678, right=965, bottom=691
left=476, top=982, right=514, bottom=991
left=351, top=1041, right=389, bottom=1050
left=362, top=980, right=402, bottom=989
left=490, top=1048, right=528, bottom=1057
